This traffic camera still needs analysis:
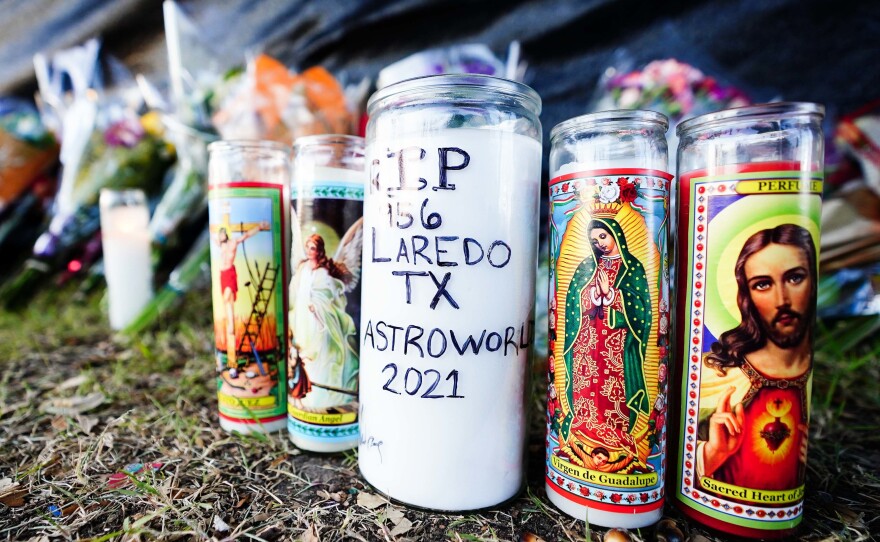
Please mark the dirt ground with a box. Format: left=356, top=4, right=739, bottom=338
left=0, top=288, right=878, bottom=541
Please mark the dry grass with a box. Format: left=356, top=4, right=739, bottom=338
left=0, top=284, right=877, bottom=541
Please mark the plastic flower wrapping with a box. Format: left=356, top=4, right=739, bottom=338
left=376, top=43, right=524, bottom=89
left=210, top=54, right=355, bottom=145
left=0, top=40, right=174, bottom=307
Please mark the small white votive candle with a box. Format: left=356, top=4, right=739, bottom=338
left=100, top=189, right=153, bottom=330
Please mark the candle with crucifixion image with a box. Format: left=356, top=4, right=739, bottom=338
left=207, top=141, right=290, bottom=434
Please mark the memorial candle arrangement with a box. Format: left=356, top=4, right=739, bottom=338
left=670, top=103, right=824, bottom=538
left=288, top=135, right=365, bottom=452
left=359, top=74, right=542, bottom=510
left=99, top=188, right=153, bottom=330
left=546, top=111, right=672, bottom=528
left=207, top=141, right=290, bottom=434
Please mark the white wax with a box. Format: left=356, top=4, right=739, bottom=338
left=295, top=165, right=364, bottom=186
left=101, top=206, right=153, bottom=330
left=360, top=128, right=541, bottom=510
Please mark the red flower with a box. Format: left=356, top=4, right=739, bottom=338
left=556, top=476, right=564, bottom=485
left=610, top=493, right=623, bottom=503
left=579, top=486, right=590, bottom=496
left=640, top=492, right=649, bottom=503
left=562, top=182, right=570, bottom=192
left=656, top=414, right=666, bottom=432
left=619, top=178, right=638, bottom=203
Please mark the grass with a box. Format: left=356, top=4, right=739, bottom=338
left=0, top=282, right=878, bottom=541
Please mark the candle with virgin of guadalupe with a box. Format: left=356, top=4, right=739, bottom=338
left=670, top=103, right=824, bottom=539
left=546, top=111, right=671, bottom=528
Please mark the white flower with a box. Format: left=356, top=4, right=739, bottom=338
left=619, top=87, right=641, bottom=108
left=654, top=393, right=666, bottom=410
left=598, top=182, right=620, bottom=203
left=659, top=314, right=669, bottom=335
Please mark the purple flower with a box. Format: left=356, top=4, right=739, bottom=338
left=105, top=118, right=145, bottom=148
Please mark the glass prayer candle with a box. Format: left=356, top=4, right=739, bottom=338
left=99, top=188, right=153, bottom=330
left=546, top=110, right=672, bottom=528
left=287, top=134, right=365, bottom=452
left=670, top=102, right=824, bottom=538
left=360, top=74, right=542, bottom=510
left=207, top=140, right=291, bottom=434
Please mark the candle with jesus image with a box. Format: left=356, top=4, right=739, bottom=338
left=207, top=140, right=290, bottom=434
left=670, top=103, right=824, bottom=539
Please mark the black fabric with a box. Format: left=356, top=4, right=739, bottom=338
left=2, top=0, right=878, bottom=149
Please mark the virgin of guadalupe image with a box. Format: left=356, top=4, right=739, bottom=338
left=553, top=195, right=662, bottom=473
left=288, top=214, right=362, bottom=411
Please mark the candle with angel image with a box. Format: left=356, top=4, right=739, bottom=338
left=287, top=134, right=365, bottom=452
left=287, top=220, right=362, bottom=410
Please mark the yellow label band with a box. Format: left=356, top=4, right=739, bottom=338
left=288, top=406, right=357, bottom=425
left=735, top=179, right=822, bottom=194
left=218, top=392, right=278, bottom=409
left=550, top=455, right=659, bottom=488
left=700, top=477, right=805, bottom=505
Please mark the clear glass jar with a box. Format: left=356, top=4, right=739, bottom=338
left=287, top=134, right=365, bottom=453
left=550, top=110, right=669, bottom=173
left=360, top=74, right=542, bottom=511
left=207, top=140, right=291, bottom=435
left=670, top=103, right=824, bottom=539
left=546, top=111, right=671, bottom=528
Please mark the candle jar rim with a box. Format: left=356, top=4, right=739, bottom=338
left=550, top=109, right=669, bottom=143
left=99, top=187, right=147, bottom=208
left=293, top=134, right=364, bottom=150
left=208, top=139, right=291, bottom=156
left=367, top=73, right=541, bottom=117
left=677, top=101, right=824, bottom=136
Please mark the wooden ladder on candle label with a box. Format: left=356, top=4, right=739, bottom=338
left=237, top=261, right=278, bottom=373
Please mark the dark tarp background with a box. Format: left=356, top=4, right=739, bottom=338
left=2, top=0, right=879, bottom=164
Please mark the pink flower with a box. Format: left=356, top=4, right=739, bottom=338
left=104, top=118, right=145, bottom=148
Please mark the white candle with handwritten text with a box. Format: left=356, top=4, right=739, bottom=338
left=359, top=128, right=541, bottom=510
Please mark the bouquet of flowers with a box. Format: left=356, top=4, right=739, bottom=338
left=211, top=54, right=355, bottom=145
left=593, top=58, right=750, bottom=122
left=591, top=58, right=751, bottom=173
left=0, top=40, right=174, bottom=308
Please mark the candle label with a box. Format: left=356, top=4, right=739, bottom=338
left=359, top=129, right=541, bottom=509
left=208, top=182, right=287, bottom=426
left=287, top=175, right=363, bottom=446
left=547, top=169, right=671, bottom=514
left=672, top=164, right=821, bottom=530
